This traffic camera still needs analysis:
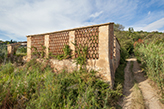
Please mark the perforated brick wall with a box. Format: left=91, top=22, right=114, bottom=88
left=31, top=35, right=44, bottom=53
left=49, top=32, right=69, bottom=55
left=75, top=27, right=99, bottom=59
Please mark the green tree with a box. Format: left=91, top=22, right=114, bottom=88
left=114, top=23, right=125, bottom=31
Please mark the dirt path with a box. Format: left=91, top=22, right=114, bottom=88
left=120, top=58, right=164, bottom=109
left=120, top=60, right=134, bottom=109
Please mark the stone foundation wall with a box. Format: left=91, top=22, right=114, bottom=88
left=26, top=22, right=120, bottom=87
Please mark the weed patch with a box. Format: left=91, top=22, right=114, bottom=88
left=0, top=60, right=122, bottom=108
left=134, top=40, right=164, bottom=102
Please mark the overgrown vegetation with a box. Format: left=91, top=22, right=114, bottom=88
left=113, top=63, right=125, bottom=108
left=32, top=45, right=46, bottom=58
left=115, top=24, right=164, bottom=102
left=16, top=46, right=27, bottom=56
left=73, top=42, right=88, bottom=70
left=134, top=39, right=164, bottom=101
left=131, top=83, right=145, bottom=109
left=115, top=24, right=163, bottom=58
left=0, top=38, right=125, bottom=108
left=0, top=44, right=7, bottom=63
left=49, top=45, right=72, bottom=60
left=0, top=59, right=123, bottom=108
left=0, top=41, right=27, bottom=68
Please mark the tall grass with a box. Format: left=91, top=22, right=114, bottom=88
left=0, top=44, right=7, bottom=63
left=134, top=40, right=164, bottom=100
left=0, top=59, right=122, bottom=108
left=16, top=46, right=27, bottom=56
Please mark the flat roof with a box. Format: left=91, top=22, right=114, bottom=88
left=26, top=22, right=114, bottom=37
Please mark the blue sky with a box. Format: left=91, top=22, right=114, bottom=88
left=0, top=0, right=164, bottom=41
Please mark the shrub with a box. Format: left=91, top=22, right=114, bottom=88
left=120, top=47, right=129, bottom=64
left=0, top=59, right=122, bottom=108
left=134, top=41, right=164, bottom=100
left=0, top=44, right=7, bottom=63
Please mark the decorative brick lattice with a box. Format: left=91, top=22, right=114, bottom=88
left=75, top=27, right=99, bottom=59
left=49, top=32, right=69, bottom=55
left=31, top=35, right=44, bottom=53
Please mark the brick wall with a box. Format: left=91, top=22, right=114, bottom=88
left=75, top=27, right=99, bottom=59
left=31, top=35, right=44, bottom=53
left=49, top=32, right=69, bottom=55
left=26, top=22, right=121, bottom=88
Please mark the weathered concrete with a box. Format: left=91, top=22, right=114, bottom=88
left=7, top=44, right=14, bottom=57
left=44, top=35, right=49, bottom=58
left=96, top=25, right=112, bottom=85
left=27, top=36, right=31, bottom=61
left=69, top=31, right=75, bottom=58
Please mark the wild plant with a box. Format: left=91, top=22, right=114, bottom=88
left=72, top=42, right=88, bottom=70
left=49, top=44, right=72, bottom=60
left=0, top=59, right=122, bottom=108
left=134, top=39, right=164, bottom=100
left=0, top=44, right=7, bottom=63
left=31, top=45, right=46, bottom=58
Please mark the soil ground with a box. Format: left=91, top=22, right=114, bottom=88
left=119, top=58, right=164, bottom=109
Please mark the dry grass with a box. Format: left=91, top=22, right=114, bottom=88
left=131, top=83, right=145, bottom=109
left=130, top=61, right=145, bottom=109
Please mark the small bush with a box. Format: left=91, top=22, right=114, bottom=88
left=0, top=44, right=7, bottom=63
left=120, top=47, right=129, bottom=64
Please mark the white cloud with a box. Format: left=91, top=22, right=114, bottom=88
left=129, top=9, right=164, bottom=32
left=148, top=11, right=151, bottom=15
left=132, top=18, right=164, bottom=32
left=0, top=0, right=140, bottom=41
left=0, top=0, right=92, bottom=36
left=90, top=11, right=103, bottom=18
left=142, top=17, right=164, bottom=31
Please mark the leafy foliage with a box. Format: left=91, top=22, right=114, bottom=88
left=0, top=44, right=7, bottom=63
left=16, top=46, right=27, bottom=54
left=134, top=36, right=164, bottom=101
left=0, top=60, right=122, bottom=108
left=73, top=43, right=88, bottom=70
left=49, top=44, right=72, bottom=60
left=114, top=23, right=125, bottom=31
left=115, top=24, right=164, bottom=101
left=31, top=45, right=46, bottom=58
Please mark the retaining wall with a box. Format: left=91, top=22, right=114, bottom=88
left=26, top=22, right=120, bottom=87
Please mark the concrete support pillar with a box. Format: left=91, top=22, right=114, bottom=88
left=7, top=44, right=13, bottom=57
left=93, top=23, right=114, bottom=88
left=69, top=31, right=75, bottom=58
left=96, top=25, right=111, bottom=85
left=44, top=35, right=49, bottom=58
left=27, top=36, right=31, bottom=61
